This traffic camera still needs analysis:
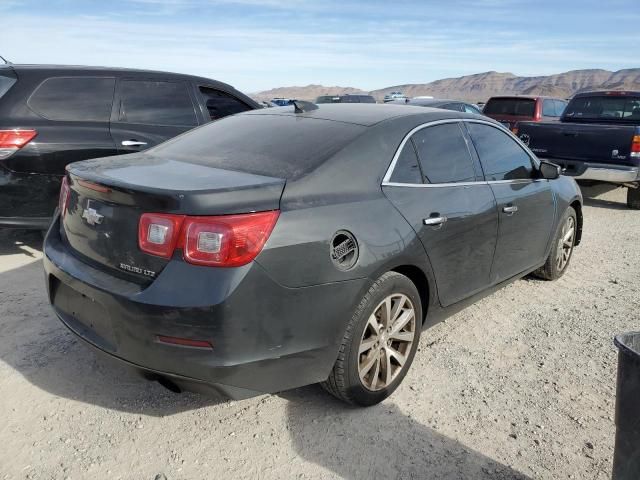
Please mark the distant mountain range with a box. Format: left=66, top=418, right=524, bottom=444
left=251, top=69, right=640, bottom=103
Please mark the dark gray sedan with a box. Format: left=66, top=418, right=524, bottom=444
left=43, top=103, right=582, bottom=406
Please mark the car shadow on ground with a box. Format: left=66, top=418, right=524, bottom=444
left=578, top=183, right=629, bottom=210
left=281, top=387, right=531, bottom=480
left=0, top=257, right=226, bottom=416
left=0, top=229, right=43, bottom=257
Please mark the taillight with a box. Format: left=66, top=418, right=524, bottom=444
left=138, top=210, right=279, bottom=267
left=58, top=176, right=71, bottom=217
left=0, top=129, right=37, bottom=159
left=631, top=135, right=640, bottom=159
left=138, top=213, right=185, bottom=259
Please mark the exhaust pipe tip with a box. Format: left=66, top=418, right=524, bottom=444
left=155, top=375, right=182, bottom=394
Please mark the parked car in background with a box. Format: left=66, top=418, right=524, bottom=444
left=392, top=97, right=484, bottom=115
left=484, top=95, right=568, bottom=132
left=0, top=64, right=259, bottom=230
left=44, top=103, right=581, bottom=407
left=517, top=90, right=640, bottom=208
left=315, top=94, right=376, bottom=104
left=270, top=98, right=294, bottom=106
left=383, top=91, right=407, bottom=102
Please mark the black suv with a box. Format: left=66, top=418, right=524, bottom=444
left=0, top=64, right=259, bottom=229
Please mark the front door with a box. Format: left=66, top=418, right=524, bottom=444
left=466, top=122, right=555, bottom=283
left=383, top=122, right=499, bottom=307
left=110, top=79, right=199, bottom=154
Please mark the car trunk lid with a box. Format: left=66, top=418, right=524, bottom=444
left=62, top=154, right=285, bottom=283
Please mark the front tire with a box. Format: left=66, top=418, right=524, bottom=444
left=322, top=272, right=422, bottom=406
left=627, top=186, right=640, bottom=210
left=534, top=207, right=577, bottom=280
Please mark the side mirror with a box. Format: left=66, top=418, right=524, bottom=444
left=539, top=161, right=561, bottom=180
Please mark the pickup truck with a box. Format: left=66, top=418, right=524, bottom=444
left=517, top=91, right=640, bottom=209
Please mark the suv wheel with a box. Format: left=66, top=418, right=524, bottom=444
left=322, top=272, right=422, bottom=406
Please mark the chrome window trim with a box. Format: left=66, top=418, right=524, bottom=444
left=382, top=118, right=540, bottom=187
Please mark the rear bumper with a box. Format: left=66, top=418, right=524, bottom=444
left=540, top=159, right=640, bottom=184
left=0, top=166, right=60, bottom=228
left=43, top=218, right=367, bottom=399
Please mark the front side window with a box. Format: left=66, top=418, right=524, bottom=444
left=28, top=77, right=115, bottom=122
left=389, top=142, right=422, bottom=184
left=467, top=123, right=533, bottom=181
left=199, top=87, right=251, bottom=120
left=412, top=123, right=476, bottom=184
left=118, top=80, right=196, bottom=126
left=464, top=104, right=482, bottom=115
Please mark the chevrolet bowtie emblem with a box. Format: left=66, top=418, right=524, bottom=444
left=82, top=207, right=104, bottom=226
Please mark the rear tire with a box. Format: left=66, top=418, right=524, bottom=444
left=627, top=187, right=640, bottom=210
left=322, top=272, right=422, bottom=406
left=534, top=207, right=577, bottom=281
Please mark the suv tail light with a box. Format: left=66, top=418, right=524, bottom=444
left=631, top=135, right=640, bottom=159
left=58, top=176, right=71, bottom=217
left=139, top=210, right=279, bottom=267
left=0, top=129, right=37, bottom=159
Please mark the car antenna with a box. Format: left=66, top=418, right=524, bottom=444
left=0, top=55, right=12, bottom=65
left=293, top=100, right=318, bottom=113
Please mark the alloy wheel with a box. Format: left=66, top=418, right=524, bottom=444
left=556, top=215, right=575, bottom=271
left=357, top=293, right=416, bottom=391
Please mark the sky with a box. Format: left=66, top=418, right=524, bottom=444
left=1, top=0, right=638, bottom=93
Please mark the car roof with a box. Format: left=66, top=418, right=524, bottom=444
left=392, top=98, right=464, bottom=107
left=487, top=95, right=563, bottom=101
left=244, top=103, right=469, bottom=127
left=572, top=90, right=640, bottom=98
left=7, top=63, right=236, bottom=90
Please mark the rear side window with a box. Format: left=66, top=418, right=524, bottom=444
left=464, top=104, right=482, bottom=115
left=412, top=123, right=476, bottom=184
left=0, top=70, right=17, bottom=99
left=28, top=77, right=115, bottom=122
left=442, top=103, right=464, bottom=112
left=199, top=87, right=251, bottom=120
left=118, top=80, right=197, bottom=126
left=467, top=123, right=533, bottom=181
left=542, top=99, right=558, bottom=117
left=484, top=98, right=536, bottom=117
left=150, top=113, right=366, bottom=180
left=389, top=142, right=422, bottom=184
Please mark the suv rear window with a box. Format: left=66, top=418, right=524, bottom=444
left=0, top=69, right=17, bottom=99
left=150, top=113, right=366, bottom=180
left=484, top=98, right=536, bottom=117
left=563, top=96, right=640, bottom=121
left=28, top=77, right=115, bottom=122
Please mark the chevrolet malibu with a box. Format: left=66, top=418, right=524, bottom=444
left=43, top=103, right=583, bottom=406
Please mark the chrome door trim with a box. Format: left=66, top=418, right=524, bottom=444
left=381, top=118, right=541, bottom=187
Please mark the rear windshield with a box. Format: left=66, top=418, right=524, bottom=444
left=150, top=113, right=366, bottom=180
left=563, top=96, right=640, bottom=121
left=0, top=69, right=17, bottom=99
left=484, top=98, right=536, bottom=117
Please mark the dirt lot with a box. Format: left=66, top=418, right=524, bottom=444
left=0, top=184, right=638, bottom=480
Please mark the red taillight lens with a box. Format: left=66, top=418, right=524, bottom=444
left=58, top=176, right=71, bottom=217
left=631, top=135, right=640, bottom=156
left=138, top=210, right=279, bottom=267
left=181, top=211, right=279, bottom=267
left=0, top=129, right=37, bottom=159
left=139, top=213, right=185, bottom=259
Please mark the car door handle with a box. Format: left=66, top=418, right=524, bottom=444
left=502, top=205, right=518, bottom=214
left=121, top=140, right=148, bottom=147
left=423, top=215, right=447, bottom=226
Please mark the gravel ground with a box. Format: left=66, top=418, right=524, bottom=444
left=0, top=184, right=638, bottom=480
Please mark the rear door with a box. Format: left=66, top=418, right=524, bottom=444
left=466, top=122, right=555, bottom=283
left=383, top=121, right=498, bottom=306
left=110, top=78, right=199, bottom=153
